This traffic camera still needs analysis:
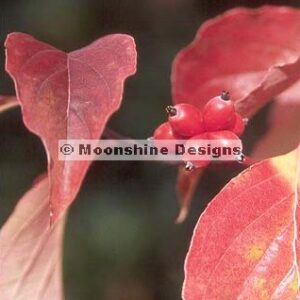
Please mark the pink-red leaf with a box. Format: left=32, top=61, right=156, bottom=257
left=183, top=147, right=300, bottom=299
left=253, top=84, right=300, bottom=159
left=0, top=176, right=65, bottom=300
left=172, top=6, right=300, bottom=118
left=5, top=33, right=137, bottom=221
left=172, top=5, right=300, bottom=223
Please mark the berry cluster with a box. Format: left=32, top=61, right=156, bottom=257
left=153, top=91, right=247, bottom=170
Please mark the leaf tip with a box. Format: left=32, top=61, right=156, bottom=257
left=175, top=207, right=189, bottom=224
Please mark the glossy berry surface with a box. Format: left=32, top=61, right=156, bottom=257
left=206, top=130, right=240, bottom=147
left=153, top=121, right=181, bottom=152
left=229, top=113, right=245, bottom=136
left=207, top=130, right=242, bottom=163
left=203, top=91, right=236, bottom=131
left=153, top=122, right=179, bottom=140
left=183, top=133, right=211, bottom=169
left=167, top=103, right=204, bottom=137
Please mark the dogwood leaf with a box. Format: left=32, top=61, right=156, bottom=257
left=5, top=33, right=137, bottom=221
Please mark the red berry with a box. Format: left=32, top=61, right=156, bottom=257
left=207, top=130, right=243, bottom=162
left=153, top=122, right=179, bottom=140
left=183, top=132, right=211, bottom=169
left=153, top=122, right=182, bottom=153
left=228, top=113, right=245, bottom=136
left=206, top=130, right=240, bottom=146
left=184, top=130, right=242, bottom=170
left=203, top=91, right=236, bottom=131
left=208, top=130, right=239, bottom=139
left=166, top=103, right=204, bottom=137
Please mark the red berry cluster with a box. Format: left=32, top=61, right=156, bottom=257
left=153, top=91, right=247, bottom=170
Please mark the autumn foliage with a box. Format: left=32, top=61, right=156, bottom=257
left=172, top=6, right=300, bottom=299
left=1, top=34, right=136, bottom=299
left=1, top=5, right=300, bottom=300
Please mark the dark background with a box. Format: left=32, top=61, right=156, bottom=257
left=0, top=1, right=298, bottom=299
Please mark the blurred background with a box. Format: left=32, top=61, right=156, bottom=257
left=0, top=0, right=298, bottom=299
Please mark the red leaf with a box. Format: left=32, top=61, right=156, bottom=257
left=183, top=147, right=300, bottom=299
left=5, top=33, right=137, bottom=221
left=172, top=6, right=300, bottom=118
left=253, top=84, right=300, bottom=159
left=172, top=6, right=300, bottom=223
left=0, top=176, right=65, bottom=300
left=0, top=96, right=18, bottom=114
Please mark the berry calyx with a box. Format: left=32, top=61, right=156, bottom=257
left=229, top=113, right=245, bottom=136
left=185, top=161, right=196, bottom=171
left=166, top=103, right=204, bottom=137
left=203, top=91, right=236, bottom=131
left=237, top=153, right=245, bottom=163
left=220, top=90, right=230, bottom=100
left=165, top=106, right=177, bottom=116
